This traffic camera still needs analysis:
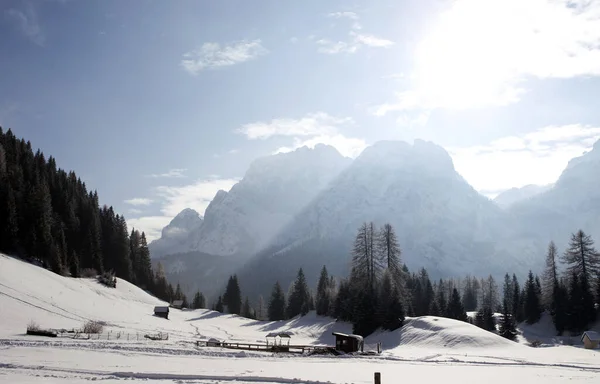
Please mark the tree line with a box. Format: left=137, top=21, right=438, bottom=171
left=207, top=222, right=600, bottom=340
left=0, top=127, right=180, bottom=301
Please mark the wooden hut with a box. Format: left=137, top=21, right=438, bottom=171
left=332, top=332, right=364, bottom=353
left=171, top=300, right=184, bottom=309
left=581, top=331, right=600, bottom=349
left=154, top=306, right=169, bottom=319
left=266, top=332, right=291, bottom=352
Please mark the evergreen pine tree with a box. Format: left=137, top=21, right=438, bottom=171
left=242, top=296, right=252, bottom=318
left=567, top=273, right=586, bottom=333
left=377, top=270, right=405, bottom=330
left=498, top=300, right=517, bottom=341
left=524, top=270, right=542, bottom=324
left=446, top=288, right=467, bottom=321
left=316, top=265, right=331, bottom=316
left=215, top=295, right=224, bottom=312
left=436, top=279, right=447, bottom=317
left=543, top=241, right=559, bottom=309
left=138, top=232, right=153, bottom=289
left=256, top=295, right=266, bottom=320
left=287, top=268, right=310, bottom=318
left=552, top=280, right=568, bottom=335
left=175, top=283, right=183, bottom=301
left=377, top=223, right=403, bottom=289
left=462, top=275, right=478, bottom=311
left=268, top=281, right=286, bottom=321
left=192, top=291, right=206, bottom=309
left=223, top=275, right=242, bottom=314
left=512, top=274, right=523, bottom=322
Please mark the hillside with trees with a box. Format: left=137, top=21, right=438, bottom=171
left=0, top=127, right=185, bottom=304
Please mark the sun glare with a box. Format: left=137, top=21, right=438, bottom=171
left=411, top=0, right=536, bottom=110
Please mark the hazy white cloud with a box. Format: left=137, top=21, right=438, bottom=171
left=155, top=177, right=240, bottom=217
left=181, top=40, right=268, bottom=75
left=238, top=112, right=353, bottom=140
left=126, top=177, right=240, bottom=241
left=124, top=198, right=154, bottom=206
left=450, top=124, right=600, bottom=194
left=290, top=37, right=299, bottom=44
left=146, top=168, right=187, bottom=178
left=317, top=31, right=394, bottom=54
left=396, top=112, right=430, bottom=128
left=126, top=216, right=172, bottom=242
left=128, top=208, right=143, bottom=215
left=328, top=11, right=359, bottom=20
left=228, top=149, right=240, bottom=154
left=374, top=0, right=600, bottom=114
left=5, top=5, right=45, bottom=46
left=239, top=112, right=365, bottom=158
left=317, top=12, right=393, bottom=54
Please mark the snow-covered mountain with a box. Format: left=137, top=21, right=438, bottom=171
left=148, top=208, right=203, bottom=258
left=507, top=140, right=600, bottom=248
left=154, top=139, right=600, bottom=301
left=494, top=184, right=553, bottom=209
left=150, top=144, right=351, bottom=261
left=234, top=140, right=521, bottom=299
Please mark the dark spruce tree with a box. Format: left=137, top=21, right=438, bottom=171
left=498, top=300, right=517, bottom=341
left=286, top=268, right=310, bottom=318
left=316, top=265, right=331, bottom=316
left=268, top=281, right=286, bottom=321
left=377, top=270, right=405, bottom=330
left=192, top=291, right=206, bottom=309
left=223, top=275, right=242, bottom=315
left=242, top=296, right=253, bottom=319
left=561, top=230, right=599, bottom=327
left=446, top=288, right=467, bottom=322
left=523, top=270, right=542, bottom=324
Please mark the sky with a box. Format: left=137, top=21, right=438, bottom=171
left=2, top=0, right=600, bottom=241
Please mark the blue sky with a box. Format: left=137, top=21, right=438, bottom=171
left=2, top=0, right=600, bottom=240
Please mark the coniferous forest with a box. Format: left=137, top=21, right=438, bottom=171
left=212, top=222, right=600, bottom=339
left=0, top=127, right=182, bottom=303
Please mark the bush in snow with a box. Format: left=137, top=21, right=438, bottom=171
left=81, top=268, right=98, bottom=278
left=27, top=320, right=40, bottom=332
left=83, top=320, right=103, bottom=334
left=98, top=271, right=116, bottom=288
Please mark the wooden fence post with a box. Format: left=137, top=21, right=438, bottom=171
left=374, top=372, right=381, bottom=384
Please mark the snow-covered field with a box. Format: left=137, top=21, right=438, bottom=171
left=1, top=254, right=599, bottom=383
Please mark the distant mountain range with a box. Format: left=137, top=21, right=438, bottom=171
left=150, top=139, right=600, bottom=303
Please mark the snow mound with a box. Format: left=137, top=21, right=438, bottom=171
left=381, top=316, right=520, bottom=350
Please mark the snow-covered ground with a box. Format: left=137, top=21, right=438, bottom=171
left=1, top=254, right=599, bottom=383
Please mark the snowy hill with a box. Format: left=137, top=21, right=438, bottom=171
left=494, top=184, right=553, bottom=209
left=2, top=254, right=599, bottom=383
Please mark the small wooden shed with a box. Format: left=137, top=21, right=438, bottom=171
left=171, top=300, right=184, bottom=309
left=581, top=331, right=600, bottom=349
left=266, top=332, right=291, bottom=351
left=332, top=332, right=364, bottom=353
left=154, top=306, right=169, bottom=319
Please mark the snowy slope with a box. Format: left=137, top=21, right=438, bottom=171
left=1, top=254, right=600, bottom=383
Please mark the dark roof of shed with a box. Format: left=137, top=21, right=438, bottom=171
left=266, top=332, right=292, bottom=338
left=332, top=332, right=364, bottom=341
left=154, top=306, right=169, bottom=312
